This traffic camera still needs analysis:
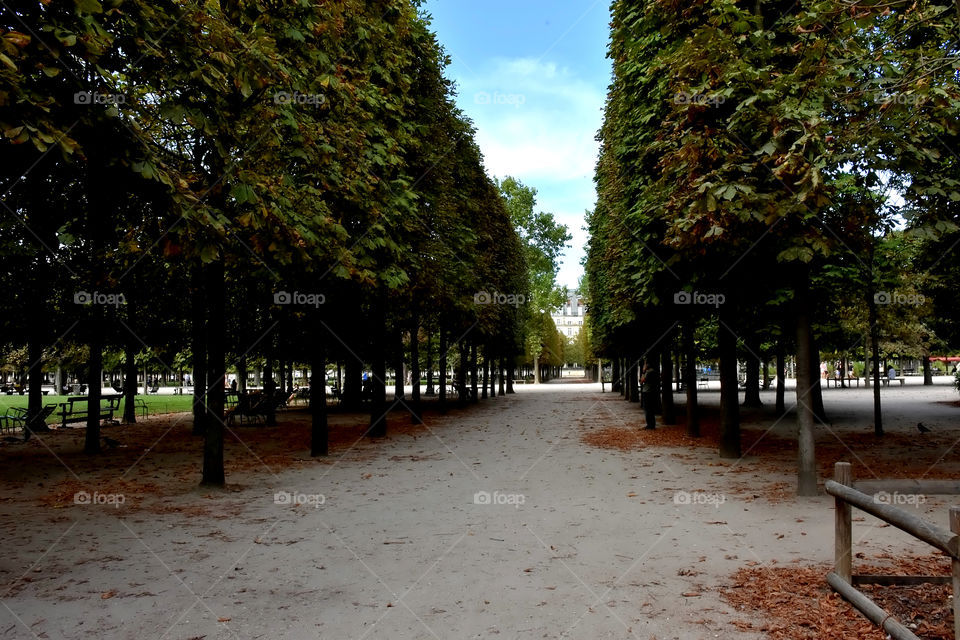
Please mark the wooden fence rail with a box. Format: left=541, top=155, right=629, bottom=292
left=825, top=461, right=960, bottom=640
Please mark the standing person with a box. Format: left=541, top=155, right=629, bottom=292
left=640, top=362, right=658, bottom=430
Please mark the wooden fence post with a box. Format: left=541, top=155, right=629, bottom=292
left=835, top=462, right=853, bottom=583
left=950, top=506, right=960, bottom=640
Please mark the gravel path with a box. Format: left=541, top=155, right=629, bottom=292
left=2, top=380, right=958, bottom=639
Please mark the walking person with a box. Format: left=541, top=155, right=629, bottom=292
left=640, top=362, right=658, bottom=430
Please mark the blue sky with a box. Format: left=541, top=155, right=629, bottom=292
left=420, top=0, right=612, bottom=290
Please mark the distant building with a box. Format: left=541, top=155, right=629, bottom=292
left=551, top=290, right=584, bottom=338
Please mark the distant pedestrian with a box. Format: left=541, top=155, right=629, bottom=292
left=640, top=362, right=658, bottom=430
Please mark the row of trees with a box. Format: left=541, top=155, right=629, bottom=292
left=586, top=0, right=960, bottom=494
left=2, top=1, right=568, bottom=484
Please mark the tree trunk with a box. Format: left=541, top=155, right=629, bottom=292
left=775, top=338, right=786, bottom=417
left=368, top=294, right=387, bottom=437
left=439, top=328, right=448, bottom=413
left=742, top=333, right=763, bottom=407
left=201, top=259, right=226, bottom=486
left=808, top=329, right=827, bottom=422
left=457, top=340, right=468, bottom=407
left=628, top=355, right=639, bottom=403
left=683, top=322, right=699, bottom=436
left=410, top=315, right=422, bottom=424
left=923, top=355, right=933, bottom=385
left=718, top=316, right=741, bottom=459
left=507, top=360, right=515, bottom=394
left=481, top=351, right=489, bottom=399
left=191, top=267, right=208, bottom=436
left=868, top=293, right=883, bottom=435
left=470, top=342, right=478, bottom=404
left=612, top=357, right=622, bottom=393
left=499, top=354, right=506, bottom=395
left=84, top=303, right=103, bottom=455
left=795, top=284, right=818, bottom=496
left=425, top=329, right=434, bottom=395
left=310, top=336, right=328, bottom=456
left=660, top=349, right=676, bottom=425
left=123, top=339, right=137, bottom=424
left=394, top=327, right=404, bottom=400
left=25, top=332, right=46, bottom=438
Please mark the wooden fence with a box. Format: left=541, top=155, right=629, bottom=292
left=825, top=461, right=960, bottom=640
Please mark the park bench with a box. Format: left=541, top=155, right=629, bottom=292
left=226, top=391, right=271, bottom=425
left=880, top=376, right=906, bottom=386
left=58, top=394, right=122, bottom=428
left=1, top=404, right=57, bottom=434
left=826, top=376, right=860, bottom=388
left=451, top=381, right=476, bottom=402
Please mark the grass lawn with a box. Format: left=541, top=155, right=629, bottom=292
left=0, top=393, right=196, bottom=425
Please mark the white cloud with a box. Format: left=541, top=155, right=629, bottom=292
left=454, top=56, right=604, bottom=290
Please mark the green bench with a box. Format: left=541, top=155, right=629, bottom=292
left=58, top=394, right=123, bottom=428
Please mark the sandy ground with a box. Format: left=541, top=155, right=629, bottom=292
left=1, top=378, right=958, bottom=639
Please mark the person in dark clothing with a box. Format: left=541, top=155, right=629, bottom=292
left=640, top=362, right=658, bottom=430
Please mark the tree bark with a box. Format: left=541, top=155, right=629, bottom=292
left=718, top=315, right=741, bottom=459
left=123, top=339, right=137, bottom=424
left=683, top=321, right=700, bottom=436
left=660, top=348, right=676, bottom=425
left=775, top=338, right=786, bottom=417
left=191, top=267, right=208, bottom=436
left=410, top=315, right=422, bottom=424
left=84, top=303, right=103, bottom=455
left=310, top=335, right=328, bottom=456
left=439, top=328, right=448, bottom=413
left=368, top=293, right=387, bottom=437
left=742, top=332, right=763, bottom=407
left=869, top=293, right=883, bottom=436
left=481, top=350, right=489, bottom=399
left=795, top=284, right=818, bottom=496
left=923, top=355, right=933, bottom=385
left=201, top=259, right=226, bottom=486
left=470, top=342, right=479, bottom=404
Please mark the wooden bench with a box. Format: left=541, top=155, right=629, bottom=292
left=880, top=377, right=906, bottom=386
left=58, top=394, right=123, bottom=428
left=826, top=376, right=860, bottom=388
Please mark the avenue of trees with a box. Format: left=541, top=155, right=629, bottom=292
left=586, top=0, right=960, bottom=494
left=1, top=0, right=569, bottom=485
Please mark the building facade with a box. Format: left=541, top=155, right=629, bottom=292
left=551, top=290, right=584, bottom=338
